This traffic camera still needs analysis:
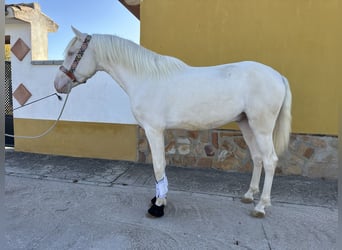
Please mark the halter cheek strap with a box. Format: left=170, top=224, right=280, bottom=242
left=59, top=65, right=78, bottom=82
left=60, top=35, right=92, bottom=83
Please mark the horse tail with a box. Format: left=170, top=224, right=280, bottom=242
left=273, top=76, right=292, bottom=156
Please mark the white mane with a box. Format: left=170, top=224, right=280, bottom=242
left=91, top=34, right=187, bottom=78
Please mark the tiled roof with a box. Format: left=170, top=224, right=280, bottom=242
left=5, top=2, right=58, bottom=32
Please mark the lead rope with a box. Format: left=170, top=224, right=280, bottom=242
left=4, top=92, right=70, bottom=139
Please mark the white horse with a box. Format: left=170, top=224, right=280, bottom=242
left=54, top=27, right=292, bottom=218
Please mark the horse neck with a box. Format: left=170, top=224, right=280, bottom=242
left=92, top=34, right=187, bottom=93
left=97, top=57, right=138, bottom=94
left=92, top=36, right=142, bottom=93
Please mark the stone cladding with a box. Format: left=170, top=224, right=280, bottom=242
left=137, top=127, right=338, bottom=179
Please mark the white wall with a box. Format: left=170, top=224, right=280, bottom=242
left=6, top=23, right=137, bottom=125
left=14, top=64, right=137, bottom=124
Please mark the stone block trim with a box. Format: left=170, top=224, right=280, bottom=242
left=137, top=127, right=338, bottom=179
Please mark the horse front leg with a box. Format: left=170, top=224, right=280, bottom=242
left=144, top=127, right=168, bottom=217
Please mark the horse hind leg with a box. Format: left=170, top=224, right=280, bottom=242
left=238, top=120, right=263, bottom=204
left=251, top=132, right=278, bottom=218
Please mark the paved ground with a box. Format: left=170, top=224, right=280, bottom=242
left=5, top=150, right=338, bottom=250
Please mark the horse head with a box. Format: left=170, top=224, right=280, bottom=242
left=54, top=27, right=97, bottom=93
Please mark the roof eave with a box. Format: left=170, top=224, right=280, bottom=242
left=118, top=0, right=140, bottom=20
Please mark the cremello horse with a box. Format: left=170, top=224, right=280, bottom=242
left=54, top=27, right=292, bottom=218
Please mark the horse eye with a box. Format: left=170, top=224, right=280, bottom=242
left=68, top=51, right=74, bottom=57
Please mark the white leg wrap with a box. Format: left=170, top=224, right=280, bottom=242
left=155, top=175, right=168, bottom=198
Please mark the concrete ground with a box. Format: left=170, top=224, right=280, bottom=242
left=5, top=150, right=337, bottom=250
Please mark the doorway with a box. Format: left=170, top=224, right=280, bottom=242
left=5, top=35, right=14, bottom=147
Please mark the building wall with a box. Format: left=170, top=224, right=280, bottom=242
left=14, top=119, right=137, bottom=160
left=136, top=0, right=339, bottom=178
left=6, top=1, right=339, bottom=178
left=137, top=128, right=338, bottom=179
left=11, top=60, right=138, bottom=161
left=6, top=23, right=138, bottom=161
left=140, top=0, right=341, bottom=135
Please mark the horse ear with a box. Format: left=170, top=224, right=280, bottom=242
left=71, top=26, right=83, bottom=39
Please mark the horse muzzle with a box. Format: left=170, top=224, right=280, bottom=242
left=54, top=77, right=72, bottom=94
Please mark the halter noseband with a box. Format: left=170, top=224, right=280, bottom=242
left=59, top=35, right=92, bottom=83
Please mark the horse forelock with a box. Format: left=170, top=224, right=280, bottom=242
left=91, top=34, right=187, bottom=78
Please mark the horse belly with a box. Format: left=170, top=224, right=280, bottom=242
left=164, top=82, right=244, bottom=130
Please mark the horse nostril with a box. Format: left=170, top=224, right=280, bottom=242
left=54, top=82, right=64, bottom=93
left=54, top=78, right=61, bottom=91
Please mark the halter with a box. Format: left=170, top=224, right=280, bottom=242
left=59, top=35, right=92, bottom=83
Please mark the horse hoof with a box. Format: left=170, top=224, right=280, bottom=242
left=151, top=196, right=156, bottom=205
left=241, top=197, right=254, bottom=204
left=250, top=210, right=265, bottom=218
left=148, top=204, right=164, bottom=218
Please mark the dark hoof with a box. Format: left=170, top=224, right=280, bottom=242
left=241, top=197, right=254, bottom=204
left=151, top=196, right=156, bottom=205
left=250, top=210, right=265, bottom=218
left=148, top=204, right=165, bottom=218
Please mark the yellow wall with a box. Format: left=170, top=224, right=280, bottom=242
left=140, top=0, right=341, bottom=135
left=5, top=44, right=10, bottom=61
left=14, top=119, right=137, bottom=161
